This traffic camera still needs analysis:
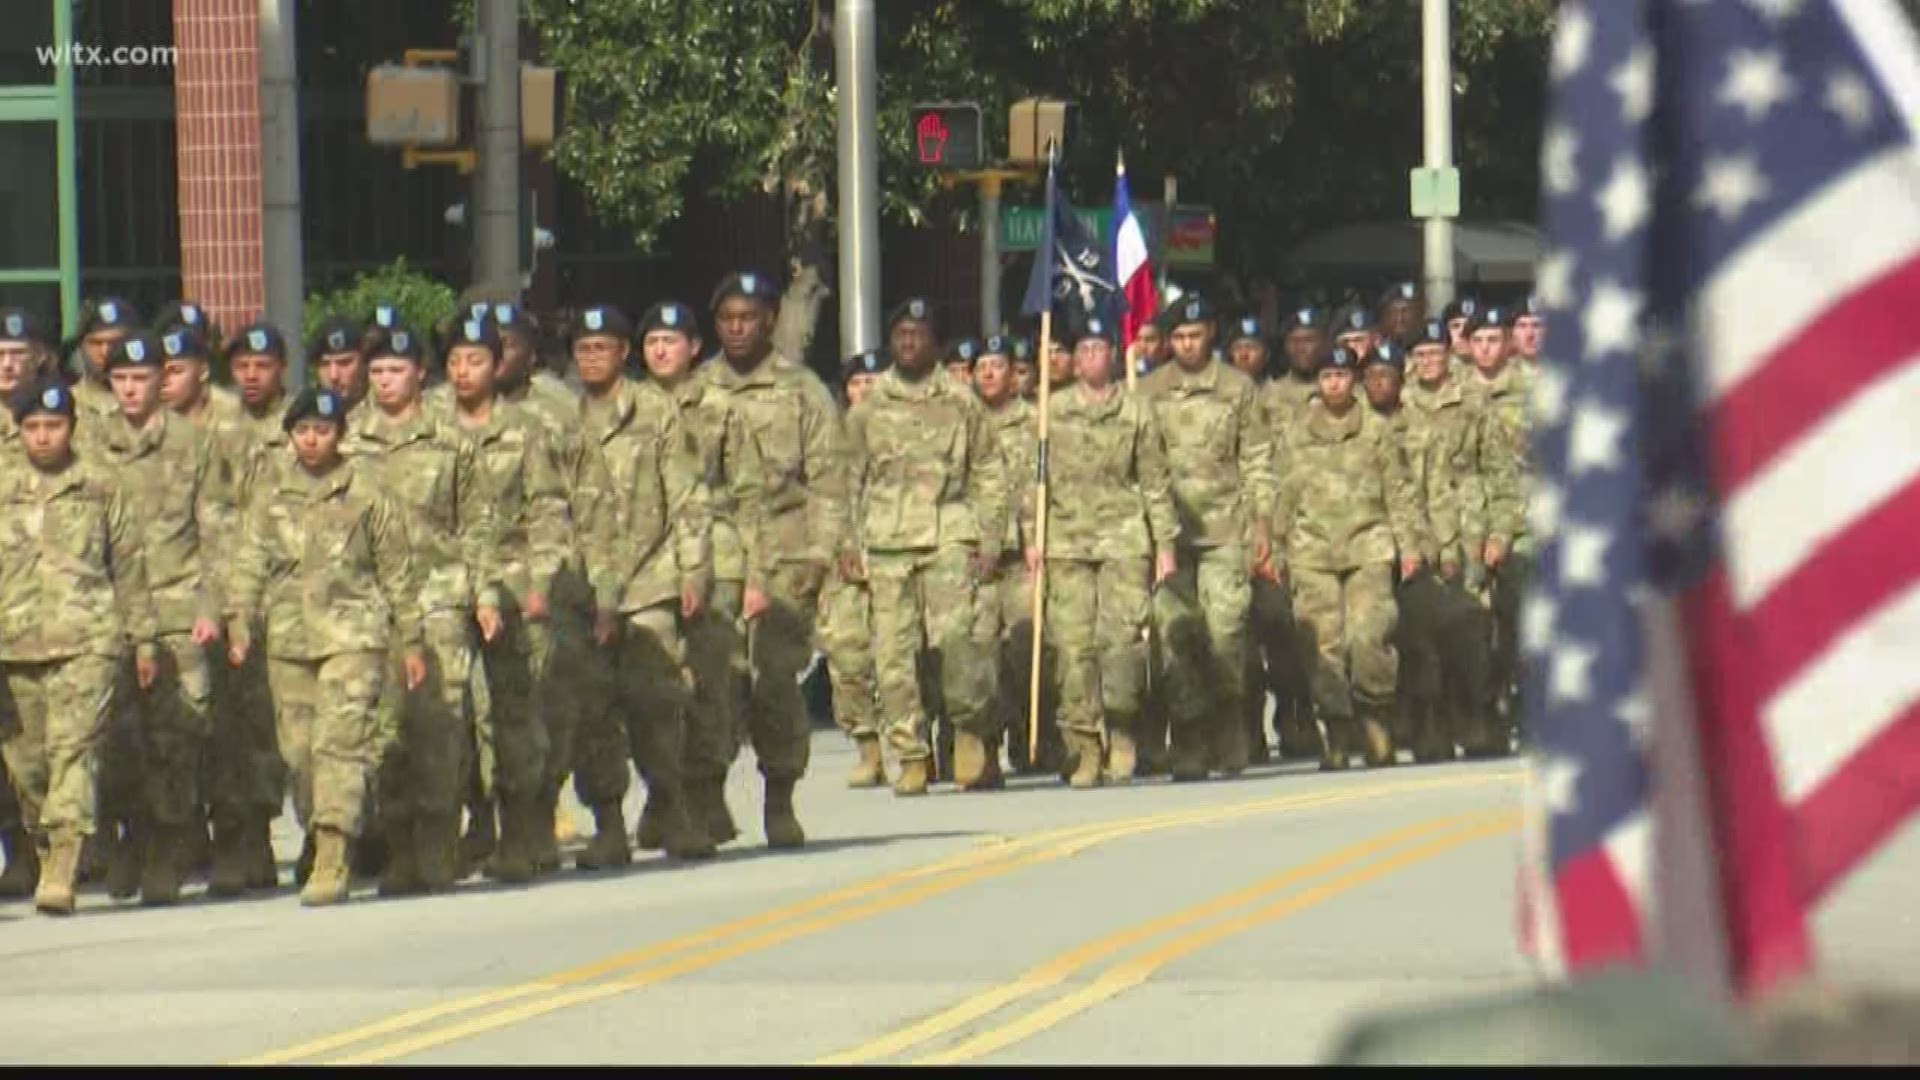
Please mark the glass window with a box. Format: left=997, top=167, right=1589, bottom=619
left=0, top=281, right=63, bottom=337
left=0, top=122, right=60, bottom=269
left=0, top=2, right=57, bottom=86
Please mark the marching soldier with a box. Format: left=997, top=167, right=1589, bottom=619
left=821, top=349, right=888, bottom=787
left=1010, top=336, right=1037, bottom=401
left=1463, top=304, right=1534, bottom=748
left=1334, top=305, right=1383, bottom=363
left=1510, top=295, right=1545, bottom=375
left=1441, top=297, right=1482, bottom=375
left=844, top=298, right=1007, bottom=795
left=0, top=307, right=55, bottom=449
left=224, top=388, right=426, bottom=906
left=1377, top=281, right=1425, bottom=346
left=697, top=271, right=848, bottom=840
left=1138, top=296, right=1274, bottom=780
left=310, top=316, right=371, bottom=417
left=0, top=378, right=160, bottom=915
left=572, top=302, right=715, bottom=863
left=71, top=298, right=140, bottom=421
left=1025, top=315, right=1178, bottom=786
left=629, top=300, right=768, bottom=846
left=1401, top=320, right=1500, bottom=758
left=339, top=325, right=482, bottom=894
left=90, top=330, right=230, bottom=905
left=944, top=338, right=980, bottom=388
left=443, top=316, right=572, bottom=882
left=154, top=301, right=243, bottom=427
left=1271, top=345, right=1422, bottom=770
left=1224, top=316, right=1280, bottom=763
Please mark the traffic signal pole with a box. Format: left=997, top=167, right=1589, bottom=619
left=1421, top=0, right=1457, bottom=309
left=835, top=0, right=881, bottom=357
left=979, top=174, right=1002, bottom=336
left=474, top=0, right=522, bottom=299
left=259, top=0, right=305, bottom=365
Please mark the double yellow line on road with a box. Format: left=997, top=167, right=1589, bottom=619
left=236, top=771, right=1515, bottom=1065
left=819, top=808, right=1518, bottom=1065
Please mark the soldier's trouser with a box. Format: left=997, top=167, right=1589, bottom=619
left=477, top=610, right=552, bottom=802
left=376, top=612, right=475, bottom=826
left=998, top=560, right=1057, bottom=766
left=867, top=547, right=997, bottom=762
left=684, top=585, right=745, bottom=782
left=816, top=575, right=878, bottom=739
left=210, top=649, right=286, bottom=821
left=135, top=634, right=212, bottom=828
left=0, top=655, right=118, bottom=838
left=1247, top=577, right=1309, bottom=746
left=1489, top=551, right=1535, bottom=731
left=268, top=651, right=386, bottom=837
left=0, top=760, right=20, bottom=832
left=1291, top=564, right=1399, bottom=734
left=577, top=605, right=689, bottom=804
left=1158, top=544, right=1252, bottom=733
left=543, top=608, right=608, bottom=803
left=1046, top=558, right=1151, bottom=737
left=713, top=564, right=820, bottom=783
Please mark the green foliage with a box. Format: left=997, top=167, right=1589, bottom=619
left=303, top=257, right=459, bottom=343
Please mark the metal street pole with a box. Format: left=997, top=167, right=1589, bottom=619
left=979, top=176, right=1002, bottom=336
left=1422, top=0, right=1457, bottom=309
left=836, top=0, right=880, bottom=357
left=259, top=0, right=305, bottom=378
left=474, top=0, right=522, bottom=298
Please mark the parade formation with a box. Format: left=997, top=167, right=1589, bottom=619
left=0, top=275, right=1542, bottom=916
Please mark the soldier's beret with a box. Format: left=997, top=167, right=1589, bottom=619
left=0, top=307, right=50, bottom=347
left=571, top=304, right=634, bottom=342
left=638, top=301, right=698, bottom=338
left=710, top=271, right=781, bottom=310
left=843, top=348, right=890, bottom=379
left=1169, top=295, right=1216, bottom=329
left=1365, top=341, right=1407, bottom=372
left=1441, top=296, right=1481, bottom=325
left=1467, top=304, right=1509, bottom=334
left=369, top=302, right=403, bottom=332
left=1320, top=345, right=1363, bottom=373
left=946, top=338, right=983, bottom=367
left=886, top=297, right=936, bottom=332
left=1010, top=336, right=1034, bottom=362
left=1229, top=316, right=1266, bottom=345
left=367, top=325, right=425, bottom=364
left=1072, top=315, right=1117, bottom=346
left=449, top=316, right=503, bottom=353
left=159, top=326, right=209, bottom=362
left=981, top=335, right=1016, bottom=360
left=231, top=321, right=287, bottom=360
left=1518, top=294, right=1543, bottom=319
left=1338, top=305, right=1380, bottom=335
left=1379, top=280, right=1422, bottom=307
left=1412, top=318, right=1449, bottom=349
left=80, top=297, right=139, bottom=337
left=1281, top=306, right=1324, bottom=334
left=9, top=377, right=74, bottom=423
left=483, top=301, right=532, bottom=335
left=282, top=388, right=347, bottom=432
left=154, top=301, right=211, bottom=336
left=311, top=315, right=364, bottom=357
left=106, top=331, right=163, bottom=370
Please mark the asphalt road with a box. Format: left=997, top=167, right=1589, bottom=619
left=2, top=731, right=1914, bottom=1064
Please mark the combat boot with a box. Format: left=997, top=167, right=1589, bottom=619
left=694, top=778, right=737, bottom=846
left=244, top=813, right=279, bottom=890
left=106, top=824, right=144, bottom=900
left=575, top=803, right=631, bottom=871
left=415, top=812, right=462, bottom=891
left=484, top=797, right=536, bottom=884
left=1105, top=725, right=1138, bottom=784
left=1137, top=709, right=1171, bottom=777
left=378, top=821, right=421, bottom=898
left=651, top=785, right=715, bottom=861
left=300, top=827, right=351, bottom=906
left=972, top=739, right=1006, bottom=791
left=1319, top=714, right=1356, bottom=772
left=1168, top=723, right=1211, bottom=783
left=295, top=834, right=315, bottom=886
left=138, top=824, right=187, bottom=906
left=846, top=735, right=886, bottom=789
left=1213, top=706, right=1251, bottom=778
left=634, top=794, right=665, bottom=852
left=763, top=779, right=804, bottom=850
left=0, top=826, right=40, bottom=899
left=1360, top=701, right=1398, bottom=768
left=532, top=796, right=561, bottom=875
left=35, top=829, right=81, bottom=916
left=460, top=800, right=496, bottom=875
left=953, top=731, right=992, bottom=791
left=208, top=815, right=250, bottom=898
left=892, top=758, right=930, bottom=797
left=1064, top=731, right=1104, bottom=789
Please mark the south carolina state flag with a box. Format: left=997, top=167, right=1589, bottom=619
left=1113, top=154, right=1156, bottom=349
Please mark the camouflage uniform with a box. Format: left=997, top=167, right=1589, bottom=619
left=70, top=375, right=119, bottom=425
left=0, top=456, right=157, bottom=859
left=846, top=368, right=1006, bottom=785
left=1025, top=383, right=1178, bottom=783
left=224, top=459, right=423, bottom=839
left=1469, top=360, right=1536, bottom=744
left=90, top=411, right=229, bottom=897
left=178, top=384, right=246, bottom=429
left=576, top=378, right=713, bottom=856
left=697, top=352, right=848, bottom=791
left=1271, top=399, right=1421, bottom=767
left=1250, top=372, right=1320, bottom=758
left=1138, top=358, right=1275, bottom=778
left=340, top=410, right=482, bottom=882
left=1400, top=374, right=1499, bottom=757
left=984, top=394, right=1056, bottom=774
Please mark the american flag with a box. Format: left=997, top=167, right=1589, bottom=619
left=1520, top=0, right=1920, bottom=997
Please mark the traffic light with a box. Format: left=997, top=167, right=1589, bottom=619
left=910, top=103, right=983, bottom=170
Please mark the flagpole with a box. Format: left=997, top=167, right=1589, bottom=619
left=1028, top=303, right=1052, bottom=767
left=1121, top=150, right=1137, bottom=394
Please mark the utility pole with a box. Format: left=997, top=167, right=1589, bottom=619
left=835, top=0, right=880, bottom=357
left=979, top=177, right=1002, bottom=336
left=1420, top=0, right=1457, bottom=308
left=258, top=0, right=305, bottom=380
left=474, top=0, right=522, bottom=298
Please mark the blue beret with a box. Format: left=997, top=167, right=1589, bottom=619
left=1170, top=295, right=1215, bottom=328
left=283, top=388, right=347, bottom=432
left=947, top=338, right=983, bottom=365
left=1321, top=345, right=1363, bottom=372
left=1230, top=316, right=1265, bottom=344
left=312, top=316, right=363, bottom=357
left=159, top=327, right=209, bottom=362
left=232, top=321, right=286, bottom=360
left=843, top=348, right=890, bottom=379
left=1282, top=307, right=1323, bottom=333
left=711, top=271, right=781, bottom=310
left=1365, top=342, right=1406, bottom=372
left=886, top=297, right=935, bottom=331
left=9, top=378, right=74, bottom=422
left=1412, top=318, right=1449, bottom=348
left=369, top=325, right=425, bottom=364
left=108, top=331, right=163, bottom=369
left=0, top=307, right=49, bottom=346
left=1339, top=305, right=1379, bottom=334
left=83, top=298, right=139, bottom=335
left=572, top=305, right=634, bottom=342
left=639, top=301, right=697, bottom=337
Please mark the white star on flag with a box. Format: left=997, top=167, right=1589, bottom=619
left=1522, top=593, right=1560, bottom=657
left=1745, top=0, right=1804, bottom=22
left=1610, top=44, right=1656, bottom=123
left=1535, top=248, right=1576, bottom=309
left=1722, top=49, right=1795, bottom=122
left=1552, top=3, right=1594, bottom=82
left=1542, top=753, right=1584, bottom=812
left=1543, top=125, right=1581, bottom=196
left=1532, top=363, right=1570, bottom=427
left=1561, top=522, right=1614, bottom=588
left=1695, top=154, right=1772, bottom=220
left=1596, top=156, right=1652, bottom=240
left=1582, top=280, right=1643, bottom=357
left=1616, top=685, right=1651, bottom=752
left=1550, top=639, right=1600, bottom=705
left=1825, top=70, right=1876, bottom=131
left=1530, top=479, right=1567, bottom=539
left=1569, top=402, right=1629, bottom=475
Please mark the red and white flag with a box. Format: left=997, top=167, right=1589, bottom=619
left=1113, top=154, right=1156, bottom=351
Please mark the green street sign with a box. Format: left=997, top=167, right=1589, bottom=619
left=1000, top=202, right=1216, bottom=269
